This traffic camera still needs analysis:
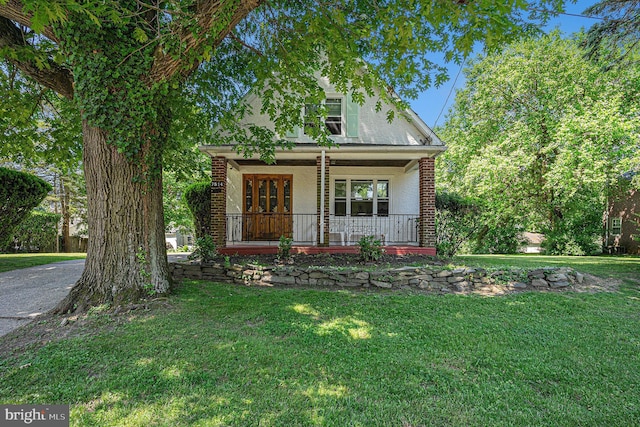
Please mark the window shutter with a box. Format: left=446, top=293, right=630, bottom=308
left=285, top=126, right=300, bottom=138
left=346, top=93, right=359, bottom=138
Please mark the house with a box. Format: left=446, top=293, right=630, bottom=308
left=605, top=188, right=639, bottom=254
left=520, top=232, right=545, bottom=254
left=199, top=76, right=446, bottom=255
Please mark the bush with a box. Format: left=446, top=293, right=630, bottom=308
left=6, top=211, right=61, bottom=252
left=358, top=235, right=384, bottom=262
left=542, top=220, right=601, bottom=256
left=435, top=191, right=482, bottom=258
left=277, top=235, right=293, bottom=263
left=0, top=168, right=52, bottom=248
left=471, top=220, right=525, bottom=254
left=188, top=235, right=217, bottom=263
left=183, top=181, right=211, bottom=239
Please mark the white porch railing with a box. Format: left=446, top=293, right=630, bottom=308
left=225, top=213, right=419, bottom=245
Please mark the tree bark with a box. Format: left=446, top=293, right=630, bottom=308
left=54, top=121, right=170, bottom=313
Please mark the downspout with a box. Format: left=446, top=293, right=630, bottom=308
left=320, top=150, right=326, bottom=245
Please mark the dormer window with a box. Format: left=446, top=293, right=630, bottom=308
left=304, top=98, right=343, bottom=136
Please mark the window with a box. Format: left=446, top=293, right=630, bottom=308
left=334, top=179, right=389, bottom=216
left=304, top=98, right=342, bottom=135
left=611, top=217, right=622, bottom=235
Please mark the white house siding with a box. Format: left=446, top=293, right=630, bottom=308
left=243, top=76, right=440, bottom=147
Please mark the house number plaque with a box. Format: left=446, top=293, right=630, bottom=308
left=211, top=181, right=225, bottom=193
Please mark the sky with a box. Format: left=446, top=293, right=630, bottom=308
left=411, top=0, right=604, bottom=129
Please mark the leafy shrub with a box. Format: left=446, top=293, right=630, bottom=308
left=188, top=235, right=217, bottom=263
left=542, top=203, right=602, bottom=256
left=0, top=168, right=52, bottom=248
left=183, top=181, right=211, bottom=239
left=471, top=219, right=525, bottom=254
left=277, top=235, right=293, bottom=263
left=6, top=211, right=61, bottom=252
left=435, top=191, right=482, bottom=258
left=358, top=235, right=384, bottom=262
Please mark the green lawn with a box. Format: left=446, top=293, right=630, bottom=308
left=0, top=253, right=86, bottom=273
left=453, top=254, right=640, bottom=281
left=1, top=255, right=639, bottom=426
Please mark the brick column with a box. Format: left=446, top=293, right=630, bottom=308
left=210, top=156, right=227, bottom=248
left=418, top=157, right=436, bottom=248
left=316, top=155, right=330, bottom=246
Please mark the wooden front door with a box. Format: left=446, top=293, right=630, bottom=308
left=243, top=174, right=293, bottom=241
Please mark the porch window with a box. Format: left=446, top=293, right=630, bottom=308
left=334, top=179, right=389, bottom=216
left=304, top=98, right=342, bottom=135
left=611, top=217, right=622, bottom=235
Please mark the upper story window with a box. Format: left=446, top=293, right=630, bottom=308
left=610, top=217, right=622, bottom=235
left=304, top=98, right=343, bottom=136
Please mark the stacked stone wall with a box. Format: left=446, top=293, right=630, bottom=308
left=169, top=262, right=585, bottom=294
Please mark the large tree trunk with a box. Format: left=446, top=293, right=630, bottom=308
left=55, top=121, right=170, bottom=313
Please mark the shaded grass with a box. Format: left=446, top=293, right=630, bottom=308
left=1, top=279, right=639, bottom=426
left=0, top=253, right=86, bottom=273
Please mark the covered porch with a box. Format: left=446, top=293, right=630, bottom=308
left=200, top=144, right=443, bottom=256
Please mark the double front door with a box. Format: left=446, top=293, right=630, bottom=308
left=243, top=174, right=293, bottom=241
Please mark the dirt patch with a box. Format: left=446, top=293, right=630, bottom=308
left=0, top=300, right=172, bottom=365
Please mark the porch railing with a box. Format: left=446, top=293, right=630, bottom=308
left=329, top=214, right=419, bottom=245
left=226, top=213, right=419, bottom=245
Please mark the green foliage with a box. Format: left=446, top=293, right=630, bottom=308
left=471, top=220, right=525, bottom=255
left=183, top=181, right=211, bottom=239
left=135, top=246, right=155, bottom=296
left=5, top=211, right=61, bottom=253
left=438, top=33, right=639, bottom=255
left=57, top=4, right=169, bottom=167
left=541, top=201, right=603, bottom=256
left=277, top=235, right=293, bottom=263
left=357, top=235, right=384, bottom=262
left=582, top=0, right=640, bottom=68
left=188, top=235, right=217, bottom=263
left=435, top=190, right=482, bottom=258
left=0, top=167, right=52, bottom=247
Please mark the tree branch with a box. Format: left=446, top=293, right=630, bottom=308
left=0, top=0, right=59, bottom=42
left=149, top=0, right=264, bottom=83
left=0, top=17, right=74, bottom=99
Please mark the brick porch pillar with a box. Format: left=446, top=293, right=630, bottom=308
left=418, top=157, right=436, bottom=248
left=210, top=156, right=227, bottom=248
left=316, top=155, right=330, bottom=246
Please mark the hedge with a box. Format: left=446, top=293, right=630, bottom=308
left=183, top=181, right=211, bottom=239
left=0, top=167, right=52, bottom=247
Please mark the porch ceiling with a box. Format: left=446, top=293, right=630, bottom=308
left=232, top=159, right=410, bottom=167
left=199, top=143, right=446, bottom=164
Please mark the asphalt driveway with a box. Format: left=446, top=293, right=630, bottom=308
left=0, top=259, right=85, bottom=337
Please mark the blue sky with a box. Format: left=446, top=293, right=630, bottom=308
left=411, top=0, right=604, bottom=129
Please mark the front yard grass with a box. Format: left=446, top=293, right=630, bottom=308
left=453, top=254, right=639, bottom=281
left=0, top=253, right=86, bottom=273
left=1, top=255, right=639, bottom=426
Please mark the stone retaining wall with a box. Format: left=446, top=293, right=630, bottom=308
left=169, top=262, right=585, bottom=294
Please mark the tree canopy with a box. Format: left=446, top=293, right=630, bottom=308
left=437, top=32, right=639, bottom=254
